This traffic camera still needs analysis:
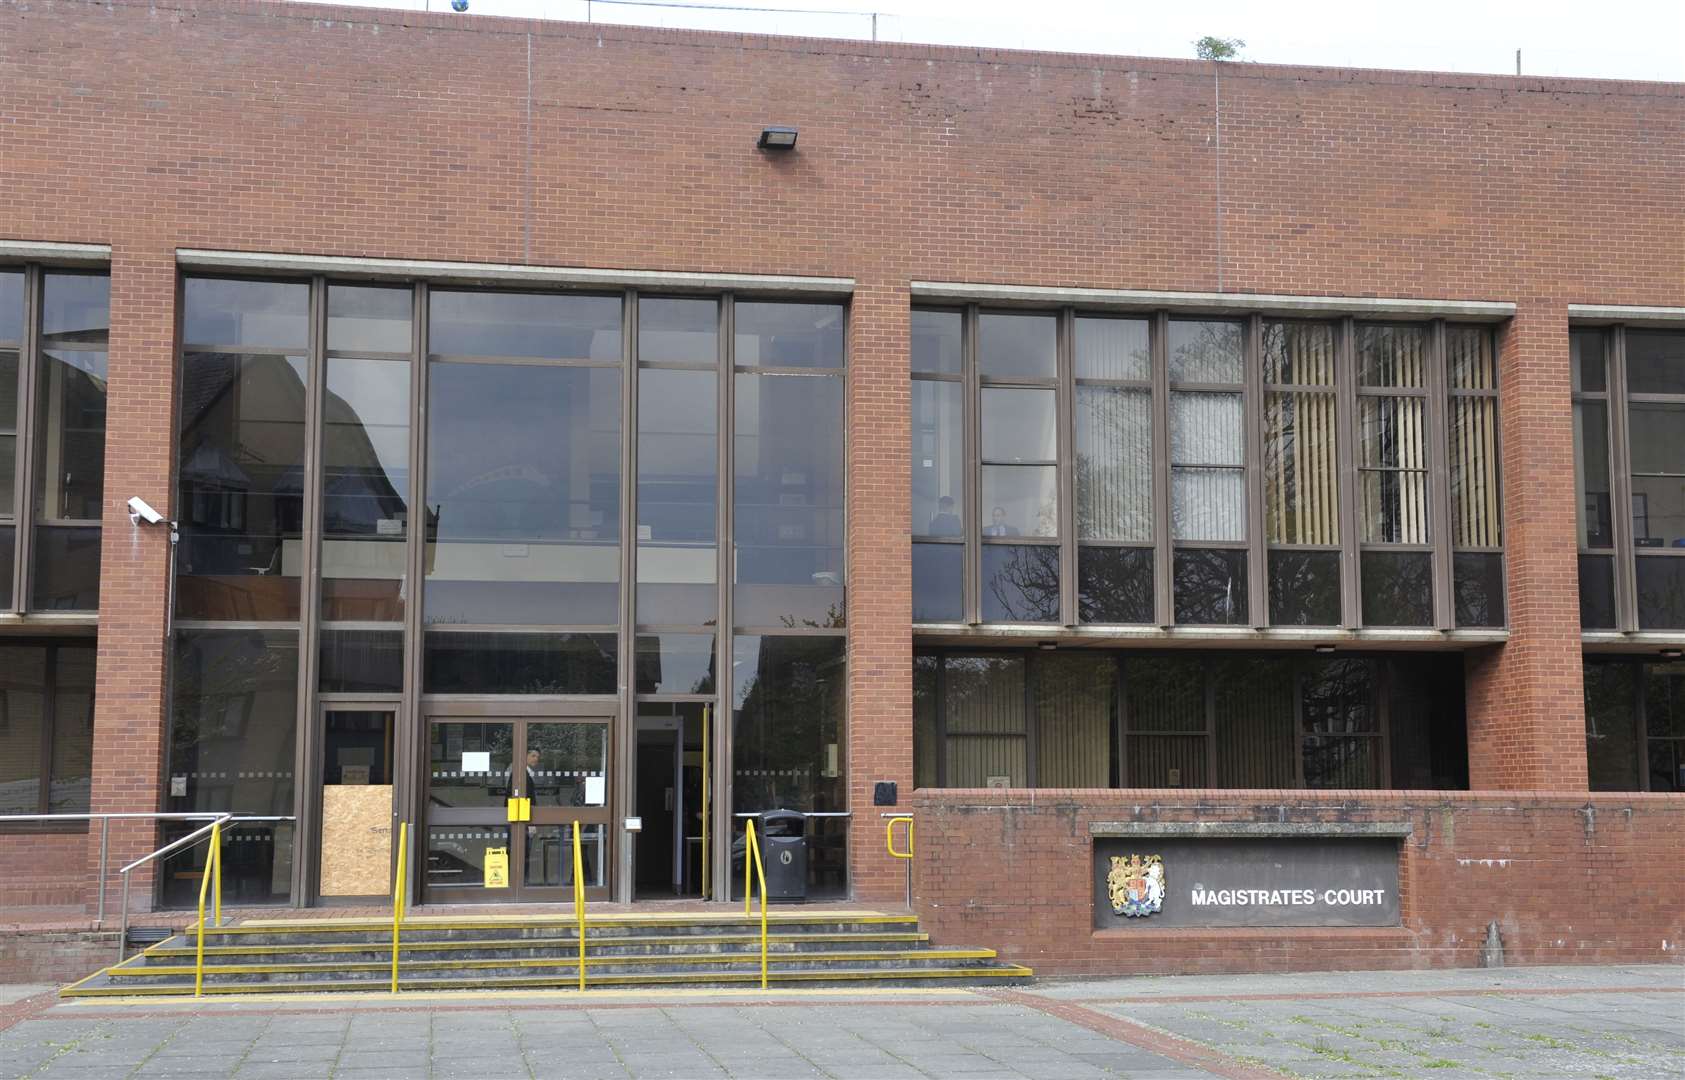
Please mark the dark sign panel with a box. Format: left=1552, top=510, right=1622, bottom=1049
left=1092, top=837, right=1402, bottom=929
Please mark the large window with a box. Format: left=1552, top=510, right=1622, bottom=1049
left=0, top=642, right=95, bottom=818
left=0, top=267, right=109, bottom=613
left=1585, top=657, right=1685, bottom=791
left=913, top=649, right=1468, bottom=791
left=1574, top=327, right=1685, bottom=629
left=911, top=306, right=1503, bottom=631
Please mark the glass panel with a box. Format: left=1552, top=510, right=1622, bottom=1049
left=425, top=363, right=620, bottom=625
left=33, top=349, right=107, bottom=522
left=1127, top=735, right=1207, bottom=787
left=978, top=312, right=1055, bottom=379
left=1574, top=400, right=1614, bottom=549
left=1386, top=654, right=1468, bottom=790
left=1629, top=403, right=1685, bottom=552
left=911, top=309, right=962, bottom=375
left=733, top=373, right=844, bottom=627
left=30, top=526, right=101, bottom=611
left=48, top=645, right=95, bottom=814
left=913, top=655, right=938, bottom=789
left=1301, top=659, right=1379, bottom=789
left=177, top=350, right=310, bottom=621
left=1268, top=549, right=1340, bottom=626
left=525, top=824, right=604, bottom=888
left=638, top=297, right=717, bottom=364
left=946, top=736, right=1027, bottom=787
left=1074, top=317, right=1149, bottom=381
left=1628, top=404, right=1685, bottom=475
left=943, top=655, right=1025, bottom=734
left=327, top=285, right=412, bottom=353
left=1644, top=663, right=1685, bottom=738
left=321, top=356, right=410, bottom=622
left=422, top=631, right=617, bottom=694
left=319, top=628, right=403, bottom=694
left=1649, top=739, right=1683, bottom=792
left=1261, top=321, right=1335, bottom=385
left=0, top=645, right=45, bottom=814
left=1170, top=392, right=1243, bottom=464
left=1172, top=548, right=1247, bottom=625
left=1214, top=656, right=1297, bottom=788
left=1635, top=556, right=1685, bottom=630
left=912, top=542, right=963, bottom=622
left=0, top=527, right=11, bottom=609
left=634, top=633, right=716, bottom=694
left=0, top=432, right=11, bottom=519
left=1075, top=386, right=1151, bottom=541
left=1360, top=550, right=1433, bottom=626
left=1168, top=320, right=1242, bottom=383
left=637, top=368, right=717, bottom=621
left=427, top=722, right=515, bottom=808
left=1301, top=737, right=1379, bottom=788
left=1171, top=468, right=1244, bottom=541
left=182, top=279, right=309, bottom=349
left=734, top=301, right=844, bottom=369
left=427, top=825, right=511, bottom=890
left=164, top=629, right=298, bottom=906
left=0, top=270, right=21, bottom=341
left=980, top=544, right=1059, bottom=622
left=912, top=380, right=964, bottom=536
left=1124, top=656, right=1204, bottom=733
left=526, top=722, right=608, bottom=808
left=1077, top=546, right=1153, bottom=624
left=1570, top=329, right=1607, bottom=393
left=1172, top=392, right=1244, bottom=542
left=1359, top=396, right=1430, bottom=544
left=322, top=709, right=395, bottom=791
left=980, top=465, right=1057, bottom=538
left=1453, top=551, right=1506, bottom=628
left=1626, top=330, right=1685, bottom=395
left=981, top=387, right=1056, bottom=462
left=1584, top=661, right=1639, bottom=791
left=1034, top=653, right=1116, bottom=787
left=1357, top=324, right=1428, bottom=388
left=1578, top=554, right=1617, bottom=629
left=1264, top=390, right=1339, bottom=545
left=1445, top=326, right=1495, bottom=390
left=427, top=290, right=621, bottom=360
left=731, top=636, right=846, bottom=813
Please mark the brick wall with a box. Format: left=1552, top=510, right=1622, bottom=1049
left=911, top=790, right=1685, bottom=974
left=0, top=834, right=89, bottom=908
left=0, top=0, right=1681, bottom=909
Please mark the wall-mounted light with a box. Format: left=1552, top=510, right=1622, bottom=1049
left=1314, top=644, right=1337, bottom=654
left=1037, top=641, right=1058, bottom=651
left=757, top=126, right=798, bottom=151
left=1662, top=648, right=1684, bottom=660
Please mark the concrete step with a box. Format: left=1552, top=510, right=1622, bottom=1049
left=143, top=931, right=932, bottom=964
left=178, top=914, right=920, bottom=948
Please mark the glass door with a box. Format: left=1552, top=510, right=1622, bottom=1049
left=423, top=716, right=611, bottom=903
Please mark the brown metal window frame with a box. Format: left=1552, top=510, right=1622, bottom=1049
left=909, top=304, right=1500, bottom=633
left=0, top=639, right=97, bottom=831
left=2, top=263, right=110, bottom=618
left=1444, top=323, right=1507, bottom=627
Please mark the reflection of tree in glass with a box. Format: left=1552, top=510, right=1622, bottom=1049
left=1172, top=550, right=1245, bottom=624
left=732, top=639, right=845, bottom=814
left=985, top=546, right=1059, bottom=621
left=1301, top=659, right=1377, bottom=787
left=1076, top=548, right=1153, bottom=624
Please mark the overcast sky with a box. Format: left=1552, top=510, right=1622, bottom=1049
left=298, top=0, right=1685, bottom=81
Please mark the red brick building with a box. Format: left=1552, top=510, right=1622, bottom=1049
left=1, top=0, right=1682, bottom=975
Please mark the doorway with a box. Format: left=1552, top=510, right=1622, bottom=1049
left=633, top=704, right=708, bottom=899
left=422, top=713, right=612, bottom=903
left=316, top=707, right=397, bottom=901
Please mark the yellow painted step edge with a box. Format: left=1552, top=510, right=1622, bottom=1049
left=183, top=914, right=919, bottom=937
left=148, top=932, right=930, bottom=958
left=108, top=949, right=999, bottom=977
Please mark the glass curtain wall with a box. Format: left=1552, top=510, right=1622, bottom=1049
left=0, top=267, right=110, bottom=613
left=1585, top=657, right=1685, bottom=791
left=1573, top=330, right=1618, bottom=627
left=912, top=307, right=1503, bottom=631
left=0, top=642, right=96, bottom=817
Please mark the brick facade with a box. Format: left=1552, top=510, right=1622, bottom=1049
left=0, top=0, right=1681, bottom=933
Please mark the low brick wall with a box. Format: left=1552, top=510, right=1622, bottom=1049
left=0, top=929, right=116, bottom=985
left=0, top=833, right=89, bottom=908
left=910, top=790, right=1685, bottom=976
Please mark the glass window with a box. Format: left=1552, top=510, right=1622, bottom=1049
left=1447, top=327, right=1502, bottom=627
left=1075, top=386, right=1151, bottom=542
left=1629, top=402, right=1685, bottom=550
left=1579, top=554, right=1617, bottom=629
left=1452, top=551, right=1506, bottom=628
left=981, top=387, right=1056, bottom=462
left=1571, top=329, right=1607, bottom=393
left=637, top=368, right=717, bottom=624
left=0, top=272, right=18, bottom=612
left=1361, top=550, right=1434, bottom=626
left=182, top=278, right=309, bottom=350
left=1301, top=658, right=1380, bottom=788
left=1168, top=320, right=1243, bottom=383
left=912, top=542, right=963, bottom=622
left=942, top=655, right=1028, bottom=787
left=981, top=544, right=1058, bottom=622
left=320, top=355, right=410, bottom=623
left=1075, top=317, right=1149, bottom=381
left=424, top=363, right=621, bottom=626
left=978, top=312, right=1055, bottom=379
left=1034, top=653, right=1116, bottom=787
left=1268, top=549, right=1341, bottom=627
left=911, top=309, right=962, bottom=375
left=1170, top=393, right=1243, bottom=541
left=1574, top=400, right=1614, bottom=549
left=731, top=635, right=846, bottom=811
left=1625, top=330, right=1685, bottom=396
left=1077, top=546, right=1153, bottom=624
left=1583, top=660, right=1640, bottom=791
left=327, top=285, right=412, bottom=353
left=913, top=655, right=939, bottom=789
left=1635, top=556, right=1685, bottom=630
left=319, top=628, right=403, bottom=694
left=638, top=297, right=718, bottom=364
left=734, top=302, right=844, bottom=369
left=422, top=631, right=617, bottom=694
left=733, top=372, right=844, bottom=627
left=427, top=290, right=620, bottom=360
left=1646, top=662, right=1685, bottom=791
left=1263, top=324, right=1339, bottom=546
left=0, top=643, right=95, bottom=816
left=1124, top=656, right=1207, bottom=787
left=1358, top=325, right=1431, bottom=547
left=980, top=466, right=1057, bottom=538
left=1173, top=548, right=1247, bottom=625
left=0, top=270, right=22, bottom=341
left=912, top=380, right=964, bottom=537
left=634, top=633, right=716, bottom=695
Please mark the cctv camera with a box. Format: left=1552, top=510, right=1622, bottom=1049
left=127, top=496, right=166, bottom=526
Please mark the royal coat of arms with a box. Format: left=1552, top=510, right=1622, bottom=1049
left=1107, top=854, right=1165, bottom=917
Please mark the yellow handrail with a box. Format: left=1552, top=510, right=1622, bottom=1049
left=886, top=815, right=915, bottom=859
left=390, top=821, right=408, bottom=994
left=193, top=820, right=222, bottom=998
left=700, top=705, right=710, bottom=899
left=742, top=819, right=768, bottom=990
left=572, top=819, right=586, bottom=992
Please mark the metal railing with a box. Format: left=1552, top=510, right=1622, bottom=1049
left=390, top=821, right=409, bottom=994
left=571, top=819, right=586, bottom=992
left=884, top=813, right=915, bottom=908
left=741, top=818, right=769, bottom=990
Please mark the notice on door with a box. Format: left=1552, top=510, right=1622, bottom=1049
left=484, top=846, right=510, bottom=889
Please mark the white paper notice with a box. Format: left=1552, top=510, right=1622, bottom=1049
left=584, top=775, right=606, bottom=806
left=462, top=751, right=491, bottom=773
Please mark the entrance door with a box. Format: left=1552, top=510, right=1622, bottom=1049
left=423, top=716, right=611, bottom=903
left=317, top=708, right=397, bottom=900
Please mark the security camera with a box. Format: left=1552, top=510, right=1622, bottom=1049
left=127, top=496, right=166, bottom=526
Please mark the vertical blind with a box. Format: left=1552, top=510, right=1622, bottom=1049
left=1359, top=326, right=1430, bottom=545
left=1076, top=386, right=1152, bottom=540
left=1447, top=328, right=1501, bottom=548
left=1264, top=322, right=1339, bottom=546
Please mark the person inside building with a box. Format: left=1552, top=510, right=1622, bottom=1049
left=983, top=505, right=1020, bottom=537
left=928, top=495, right=962, bottom=536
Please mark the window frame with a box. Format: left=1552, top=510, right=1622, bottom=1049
left=0, top=639, right=97, bottom=831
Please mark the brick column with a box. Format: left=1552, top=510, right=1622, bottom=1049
left=1464, top=301, right=1588, bottom=790
left=845, top=283, right=913, bottom=904
left=85, top=249, right=178, bottom=913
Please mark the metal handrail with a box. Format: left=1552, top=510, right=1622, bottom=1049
left=742, top=819, right=769, bottom=990
left=571, top=819, right=586, bottom=992
left=390, top=822, right=408, bottom=994
left=700, top=706, right=710, bottom=900
left=114, top=814, right=295, bottom=962
left=884, top=813, right=915, bottom=908
left=193, top=821, right=223, bottom=997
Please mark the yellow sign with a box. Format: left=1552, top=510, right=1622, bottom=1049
left=484, top=846, right=510, bottom=889
left=506, top=797, right=531, bottom=822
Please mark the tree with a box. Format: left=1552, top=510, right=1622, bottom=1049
left=1194, top=36, right=1245, bottom=61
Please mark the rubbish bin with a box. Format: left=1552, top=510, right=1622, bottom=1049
left=758, top=810, right=808, bottom=902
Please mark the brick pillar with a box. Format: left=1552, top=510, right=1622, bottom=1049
left=845, top=283, right=913, bottom=904
left=85, top=249, right=178, bottom=913
left=1465, top=301, right=1588, bottom=790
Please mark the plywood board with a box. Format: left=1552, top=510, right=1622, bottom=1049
left=320, top=785, right=393, bottom=896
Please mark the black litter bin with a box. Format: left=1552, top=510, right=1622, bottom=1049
left=758, top=810, right=808, bottom=902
